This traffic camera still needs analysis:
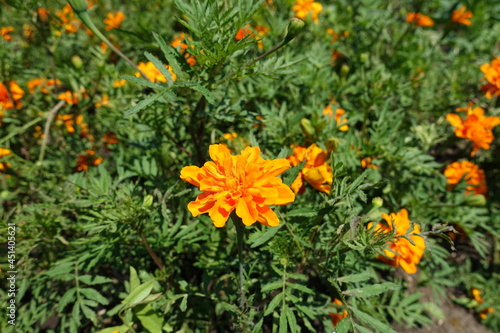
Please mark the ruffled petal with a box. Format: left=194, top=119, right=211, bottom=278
left=180, top=165, right=204, bottom=186
left=256, top=205, right=280, bottom=227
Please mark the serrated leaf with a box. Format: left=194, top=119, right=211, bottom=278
left=287, top=208, right=317, bottom=218
left=279, top=308, right=288, bottom=333
left=354, top=324, right=373, bottom=333
left=350, top=307, right=397, bottom=333
left=175, top=82, right=216, bottom=105
left=287, top=283, right=314, bottom=295
left=45, top=262, right=74, bottom=277
left=336, top=318, right=351, bottom=333
left=80, top=288, right=109, bottom=305
left=145, top=51, right=175, bottom=85
left=120, top=75, right=163, bottom=90
left=264, top=292, right=284, bottom=316
left=337, top=271, right=372, bottom=283
left=58, top=288, right=76, bottom=312
left=285, top=306, right=297, bottom=333
left=80, top=303, right=96, bottom=321
left=122, top=280, right=154, bottom=306
left=343, top=282, right=399, bottom=298
left=249, top=224, right=282, bottom=248
left=124, top=91, right=166, bottom=118
left=152, top=31, right=185, bottom=79
left=261, top=281, right=282, bottom=293
left=78, top=275, right=113, bottom=285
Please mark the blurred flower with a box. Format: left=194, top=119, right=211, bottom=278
left=360, top=156, right=378, bottom=170
left=287, top=144, right=332, bottom=194
left=1, top=26, right=14, bottom=41
left=480, top=57, right=500, bottom=99
left=235, top=27, right=252, bottom=40
left=103, top=132, right=119, bottom=145
left=95, top=94, right=111, bottom=108
left=57, top=91, right=80, bottom=105
left=33, top=125, right=45, bottom=140
left=323, top=101, right=349, bottom=131
left=113, top=79, right=127, bottom=88
left=444, top=160, right=487, bottom=195
left=135, top=61, right=177, bottom=83
left=406, top=13, right=434, bottom=27
left=23, top=24, right=35, bottom=40
left=293, top=0, right=323, bottom=23
left=55, top=4, right=80, bottom=34
left=0, top=148, right=12, bottom=172
left=1, top=81, right=24, bottom=110
left=446, top=103, right=500, bottom=156
left=329, top=299, right=348, bottom=327
left=37, top=8, right=49, bottom=23
left=255, top=25, right=270, bottom=50
left=171, top=32, right=196, bottom=66
left=471, top=288, right=495, bottom=319
left=368, top=209, right=425, bottom=274
left=27, top=78, right=61, bottom=94
left=452, top=6, right=472, bottom=26
left=57, top=114, right=83, bottom=134
left=104, top=11, right=125, bottom=31
left=76, top=149, right=103, bottom=172
left=223, top=132, right=238, bottom=141
left=180, top=144, right=295, bottom=227
left=326, top=28, right=349, bottom=43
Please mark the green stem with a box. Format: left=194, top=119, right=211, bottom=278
left=233, top=216, right=246, bottom=308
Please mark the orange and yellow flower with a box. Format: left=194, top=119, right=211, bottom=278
left=135, top=61, right=177, bottom=83
left=323, top=102, right=349, bottom=131
left=57, top=114, right=84, bottom=134
left=287, top=144, right=332, bottom=194
left=104, top=11, right=125, bottom=31
left=180, top=144, right=295, bottom=227
left=360, top=156, right=378, bottom=170
left=0, top=148, right=12, bottom=172
left=113, top=79, right=127, bottom=88
left=480, top=57, right=500, bottom=99
left=1, top=26, right=14, bottom=41
left=471, top=288, right=495, bottom=319
left=235, top=27, right=252, bottom=41
left=76, top=149, right=103, bottom=172
left=27, top=78, right=61, bottom=94
left=443, top=160, right=487, bottom=195
left=452, top=6, right=472, bottom=26
left=329, top=299, right=348, bottom=327
left=293, top=0, right=323, bottom=24
left=0, top=81, right=24, bottom=110
left=406, top=13, right=434, bottom=27
left=446, top=103, right=500, bottom=156
left=368, top=209, right=425, bottom=274
left=57, top=91, right=80, bottom=105
left=171, top=33, right=196, bottom=66
left=55, top=4, right=80, bottom=34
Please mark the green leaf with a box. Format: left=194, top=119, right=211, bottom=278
left=78, top=275, right=113, bottom=285
left=58, top=287, right=77, bottom=312
left=287, top=208, right=317, bottom=218
left=80, top=288, right=109, bottom=305
left=249, top=224, right=283, bottom=248
left=130, top=266, right=140, bottom=291
left=337, top=271, right=372, bottom=284
left=96, top=326, right=129, bottom=333
left=136, top=303, right=165, bottom=333
left=175, top=82, right=216, bottom=105
left=343, top=282, right=400, bottom=298
left=45, top=262, right=74, bottom=277
left=350, top=307, right=397, bottom=333
left=336, top=318, right=351, bottom=333
left=145, top=51, right=176, bottom=85
left=152, top=31, right=185, bottom=79
left=124, top=91, right=167, bottom=118
left=122, top=280, right=154, bottom=306
left=261, top=281, right=282, bottom=293
left=354, top=324, right=373, bottom=333
left=120, top=75, right=163, bottom=89
left=279, top=308, right=288, bottom=333
left=264, top=292, right=284, bottom=316
left=180, top=294, right=188, bottom=312
left=286, top=283, right=314, bottom=295
left=285, top=307, right=297, bottom=333
left=422, top=302, right=445, bottom=320
left=80, top=303, right=96, bottom=321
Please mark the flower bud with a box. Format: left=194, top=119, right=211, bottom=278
left=71, top=55, right=83, bottom=69
left=284, top=18, right=305, bottom=43
left=372, top=197, right=383, bottom=208
left=340, top=64, right=350, bottom=77
left=300, top=118, right=315, bottom=137
left=326, top=137, right=339, bottom=153
left=360, top=52, right=369, bottom=64
left=464, top=194, right=486, bottom=207
left=143, top=194, right=154, bottom=208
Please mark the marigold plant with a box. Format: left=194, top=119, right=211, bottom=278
left=406, top=13, right=434, bottom=27
left=444, top=160, right=487, bottom=195
left=452, top=6, right=473, bottom=26
left=287, top=144, right=332, bottom=194
left=292, top=0, right=323, bottom=24
left=480, top=57, right=500, bottom=99
left=104, top=11, right=125, bottom=31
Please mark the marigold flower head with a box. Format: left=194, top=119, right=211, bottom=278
left=287, top=144, right=332, bottom=194
left=329, top=299, right=348, bottom=327
left=171, top=33, right=196, bottom=66
left=76, top=149, right=103, bottom=172
left=471, top=288, right=495, bottom=319
left=235, top=27, right=252, bottom=41
left=103, top=132, right=119, bottom=145
left=37, top=8, right=49, bottom=22
left=452, top=6, right=472, bottom=26
left=95, top=94, right=111, bottom=108
left=1, top=27, right=14, bottom=41
left=0, top=81, right=24, bottom=110
left=55, top=4, right=80, bottom=34
left=480, top=57, right=500, bottom=99
left=446, top=103, right=500, bottom=156
left=444, top=160, right=487, bottom=195
left=360, top=156, right=378, bottom=170
left=0, top=148, right=12, bottom=172
left=180, top=144, right=295, bottom=228
left=323, top=102, right=349, bottom=131
left=135, top=61, right=177, bottom=83
left=293, top=0, right=323, bottom=24
left=406, top=13, right=434, bottom=27
left=113, top=79, right=127, bottom=88
left=27, top=78, right=61, bottom=94
left=368, top=209, right=425, bottom=274
left=57, top=91, right=80, bottom=105
left=104, top=11, right=125, bottom=31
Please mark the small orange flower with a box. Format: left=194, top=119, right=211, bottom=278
left=55, top=4, right=80, bottom=34
left=113, top=79, right=127, bottom=88
left=368, top=209, right=425, bottom=274
left=406, top=13, right=435, bottom=27
left=293, top=0, right=323, bottom=23
left=76, top=149, right=102, bottom=172
left=444, top=160, right=487, bottom=195
left=95, top=94, right=111, bottom=108
left=171, top=33, right=196, bottom=66
left=27, top=78, right=61, bottom=94
left=222, top=132, right=238, bottom=141
left=103, top=132, right=119, bottom=145
left=329, top=299, right=348, bottom=327
left=235, top=27, right=252, bottom=41
left=1, top=26, right=14, bottom=41
left=323, top=101, right=349, bottom=131
left=255, top=25, right=270, bottom=50
left=0, top=81, right=24, bottom=110
left=471, top=288, right=495, bottom=319
left=452, top=6, right=472, bottom=26
left=0, top=148, right=12, bottom=172
left=135, top=61, right=177, bottom=83
left=480, top=57, right=500, bottom=99
left=37, top=8, right=49, bottom=23
left=104, top=11, right=125, bottom=31
left=360, top=157, right=378, bottom=170
left=180, top=144, right=295, bottom=227
left=287, top=144, right=332, bottom=194
left=57, top=91, right=80, bottom=105
left=446, top=103, right=500, bottom=156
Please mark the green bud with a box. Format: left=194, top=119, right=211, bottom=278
left=284, top=18, right=305, bottom=43
left=0, top=190, right=15, bottom=200
left=372, top=197, right=383, bottom=208
left=326, top=137, right=339, bottom=153
left=71, top=55, right=83, bottom=69
left=300, top=118, right=315, bottom=137
left=360, top=52, right=369, bottom=64
left=143, top=195, right=154, bottom=208
left=340, top=64, right=350, bottom=77
left=464, top=194, right=486, bottom=207
left=67, top=0, right=88, bottom=12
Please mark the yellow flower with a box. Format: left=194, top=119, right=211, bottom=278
left=287, top=144, right=332, bottom=194
left=135, top=61, right=177, bottom=83
left=292, top=0, right=323, bottom=24
left=104, top=11, right=125, bottom=31
left=1, top=26, right=14, bottom=41
left=368, top=209, right=425, bottom=274
left=329, top=299, right=348, bottom=327
left=446, top=103, right=500, bottom=156
left=480, top=57, right=500, bottom=99
left=471, top=288, right=495, bottom=319
left=0, top=148, right=12, bottom=172
left=443, top=160, right=487, bottom=196
left=323, top=101, right=349, bottom=131
left=406, top=13, right=434, bottom=27
left=27, top=78, right=61, bottom=94
left=451, top=6, right=472, bottom=26
left=0, top=81, right=24, bottom=110
left=95, top=94, right=111, bottom=108
left=113, top=79, right=127, bottom=88
left=180, top=144, right=295, bottom=227
left=57, top=91, right=80, bottom=105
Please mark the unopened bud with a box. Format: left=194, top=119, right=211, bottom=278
left=326, top=137, right=339, bottom=153
left=284, top=18, right=305, bottom=43
left=340, top=64, right=350, bottom=77
left=143, top=195, right=154, bottom=208
left=71, top=55, right=83, bottom=69
left=464, top=194, right=486, bottom=207
left=360, top=52, right=369, bottom=64
left=372, top=197, right=383, bottom=208
left=300, top=118, right=315, bottom=137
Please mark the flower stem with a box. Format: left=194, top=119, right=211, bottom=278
left=233, top=216, right=246, bottom=308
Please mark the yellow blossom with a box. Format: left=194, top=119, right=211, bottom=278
left=444, top=160, right=487, bottom=196
left=452, top=6, right=472, bottom=26
left=293, top=0, right=323, bottom=24
left=135, top=61, right=177, bottom=83
left=287, top=144, right=332, bottom=194
left=104, top=11, right=125, bottom=31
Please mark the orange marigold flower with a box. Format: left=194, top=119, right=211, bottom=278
left=235, top=27, right=252, bottom=41
left=1, top=26, right=14, bottom=41
left=452, top=6, right=472, bottom=26
left=76, top=149, right=102, bottom=172
left=368, top=209, right=425, bottom=274
left=171, top=33, right=196, bottom=66
left=293, top=0, right=323, bottom=24
left=287, top=144, right=332, bottom=194
left=103, top=132, right=119, bottom=145
left=113, top=79, right=127, bottom=88
left=360, top=156, right=378, bottom=170
left=406, top=13, right=434, bottom=27
left=57, top=91, right=80, bottom=105
left=480, top=57, right=500, bottom=99
left=104, top=11, right=125, bottom=31
left=135, top=61, right=177, bottom=83
left=55, top=4, right=80, bottom=33
left=95, top=94, right=111, bottom=108
left=27, top=78, right=61, bottom=94
left=255, top=25, right=270, bottom=50
left=446, top=103, right=500, bottom=156
left=323, top=102, right=349, bottom=131
left=0, top=81, right=24, bottom=110
left=37, top=8, right=49, bottom=22
left=471, top=288, right=495, bottom=319
left=223, top=132, right=238, bottom=141
left=329, top=299, right=348, bottom=327
left=0, top=148, right=12, bottom=172
left=180, top=144, right=295, bottom=228
left=443, top=160, right=487, bottom=195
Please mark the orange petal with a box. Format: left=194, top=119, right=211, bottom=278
left=180, top=165, right=203, bottom=186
